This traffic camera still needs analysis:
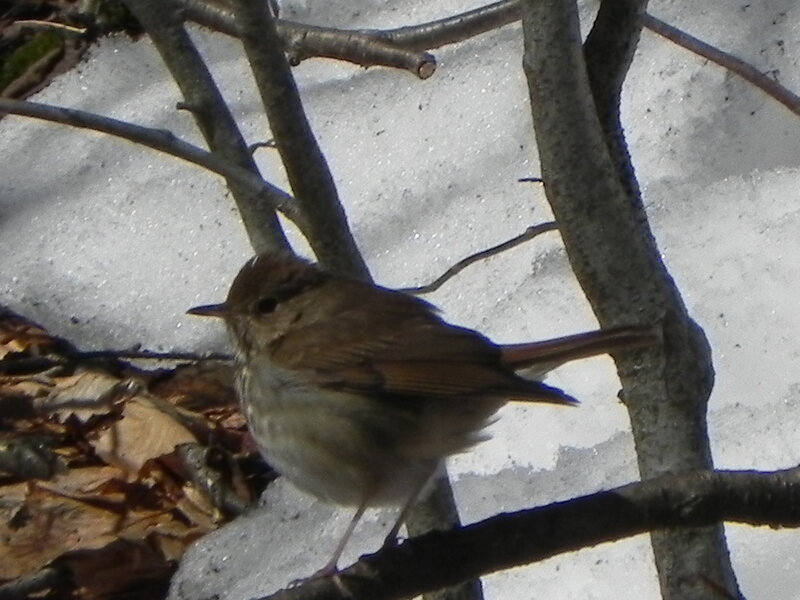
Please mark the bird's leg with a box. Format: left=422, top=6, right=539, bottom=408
left=381, top=469, right=437, bottom=549
left=305, top=501, right=368, bottom=580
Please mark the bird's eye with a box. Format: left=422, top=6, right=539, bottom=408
left=255, top=297, right=278, bottom=314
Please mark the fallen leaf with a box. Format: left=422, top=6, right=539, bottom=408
left=38, top=371, right=123, bottom=422
left=0, top=482, right=120, bottom=579
left=94, top=397, right=197, bottom=476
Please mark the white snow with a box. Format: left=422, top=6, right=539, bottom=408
left=1, top=0, right=798, bottom=598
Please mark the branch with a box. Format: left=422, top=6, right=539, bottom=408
left=582, top=0, right=646, bottom=200
left=523, top=0, right=739, bottom=597
left=400, top=222, right=558, bottom=294
left=282, top=24, right=436, bottom=79
left=179, top=0, right=434, bottom=78
left=256, top=467, right=800, bottom=600
left=122, top=0, right=289, bottom=254
left=181, top=0, right=800, bottom=122
left=77, top=349, right=232, bottom=362
left=583, top=2, right=741, bottom=596
left=230, top=0, right=370, bottom=279
left=180, top=0, right=518, bottom=64
left=0, top=98, right=302, bottom=226
left=642, top=12, right=800, bottom=117
left=0, top=349, right=232, bottom=375
left=176, top=0, right=519, bottom=76
left=374, top=0, right=520, bottom=51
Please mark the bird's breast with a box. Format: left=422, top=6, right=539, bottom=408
left=234, top=359, right=502, bottom=508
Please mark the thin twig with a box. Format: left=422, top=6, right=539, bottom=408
left=0, top=349, right=232, bottom=374
left=0, top=356, right=66, bottom=374
left=13, top=20, right=88, bottom=35
left=0, top=98, right=303, bottom=226
left=400, top=222, right=558, bottom=295
left=642, top=13, right=800, bottom=117
left=77, top=349, right=233, bottom=362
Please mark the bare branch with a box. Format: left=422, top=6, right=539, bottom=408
left=257, top=467, right=800, bottom=600
left=583, top=0, right=646, bottom=201
left=78, top=349, right=233, bottom=362
left=643, top=13, right=800, bottom=117
left=230, top=0, right=370, bottom=279
left=179, top=0, right=517, bottom=65
left=176, top=0, right=526, bottom=75
left=179, top=0, right=434, bottom=77
left=190, top=0, right=799, bottom=134
left=522, top=0, right=739, bottom=597
left=122, top=0, right=289, bottom=254
left=282, top=26, right=436, bottom=80
left=181, top=0, right=800, bottom=120
left=0, top=349, right=232, bottom=375
left=400, top=222, right=558, bottom=295
left=0, top=98, right=303, bottom=226
left=585, top=2, right=743, bottom=596
left=375, top=0, right=520, bottom=51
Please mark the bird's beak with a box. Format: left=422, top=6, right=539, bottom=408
left=187, top=303, right=228, bottom=318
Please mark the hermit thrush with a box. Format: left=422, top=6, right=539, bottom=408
left=188, top=252, right=655, bottom=576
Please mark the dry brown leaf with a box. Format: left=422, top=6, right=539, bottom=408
left=38, top=371, right=123, bottom=422
left=0, top=309, right=270, bottom=598
left=0, top=378, right=53, bottom=401
left=0, top=482, right=121, bottom=579
left=94, top=397, right=197, bottom=476
left=35, top=465, right=125, bottom=501
left=0, top=308, right=73, bottom=359
left=117, top=509, right=189, bottom=542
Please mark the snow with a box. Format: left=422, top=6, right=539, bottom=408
left=1, top=0, right=799, bottom=598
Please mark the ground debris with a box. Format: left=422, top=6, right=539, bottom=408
left=0, top=308, right=273, bottom=599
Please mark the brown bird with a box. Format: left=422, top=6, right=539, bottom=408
left=188, top=252, right=655, bottom=577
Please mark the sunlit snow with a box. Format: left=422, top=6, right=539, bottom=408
left=1, top=0, right=798, bottom=598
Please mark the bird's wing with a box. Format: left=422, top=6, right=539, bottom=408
left=268, top=280, right=575, bottom=405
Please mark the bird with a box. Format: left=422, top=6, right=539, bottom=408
left=188, top=251, right=655, bottom=577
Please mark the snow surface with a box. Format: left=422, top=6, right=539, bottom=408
left=1, top=0, right=799, bottom=598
